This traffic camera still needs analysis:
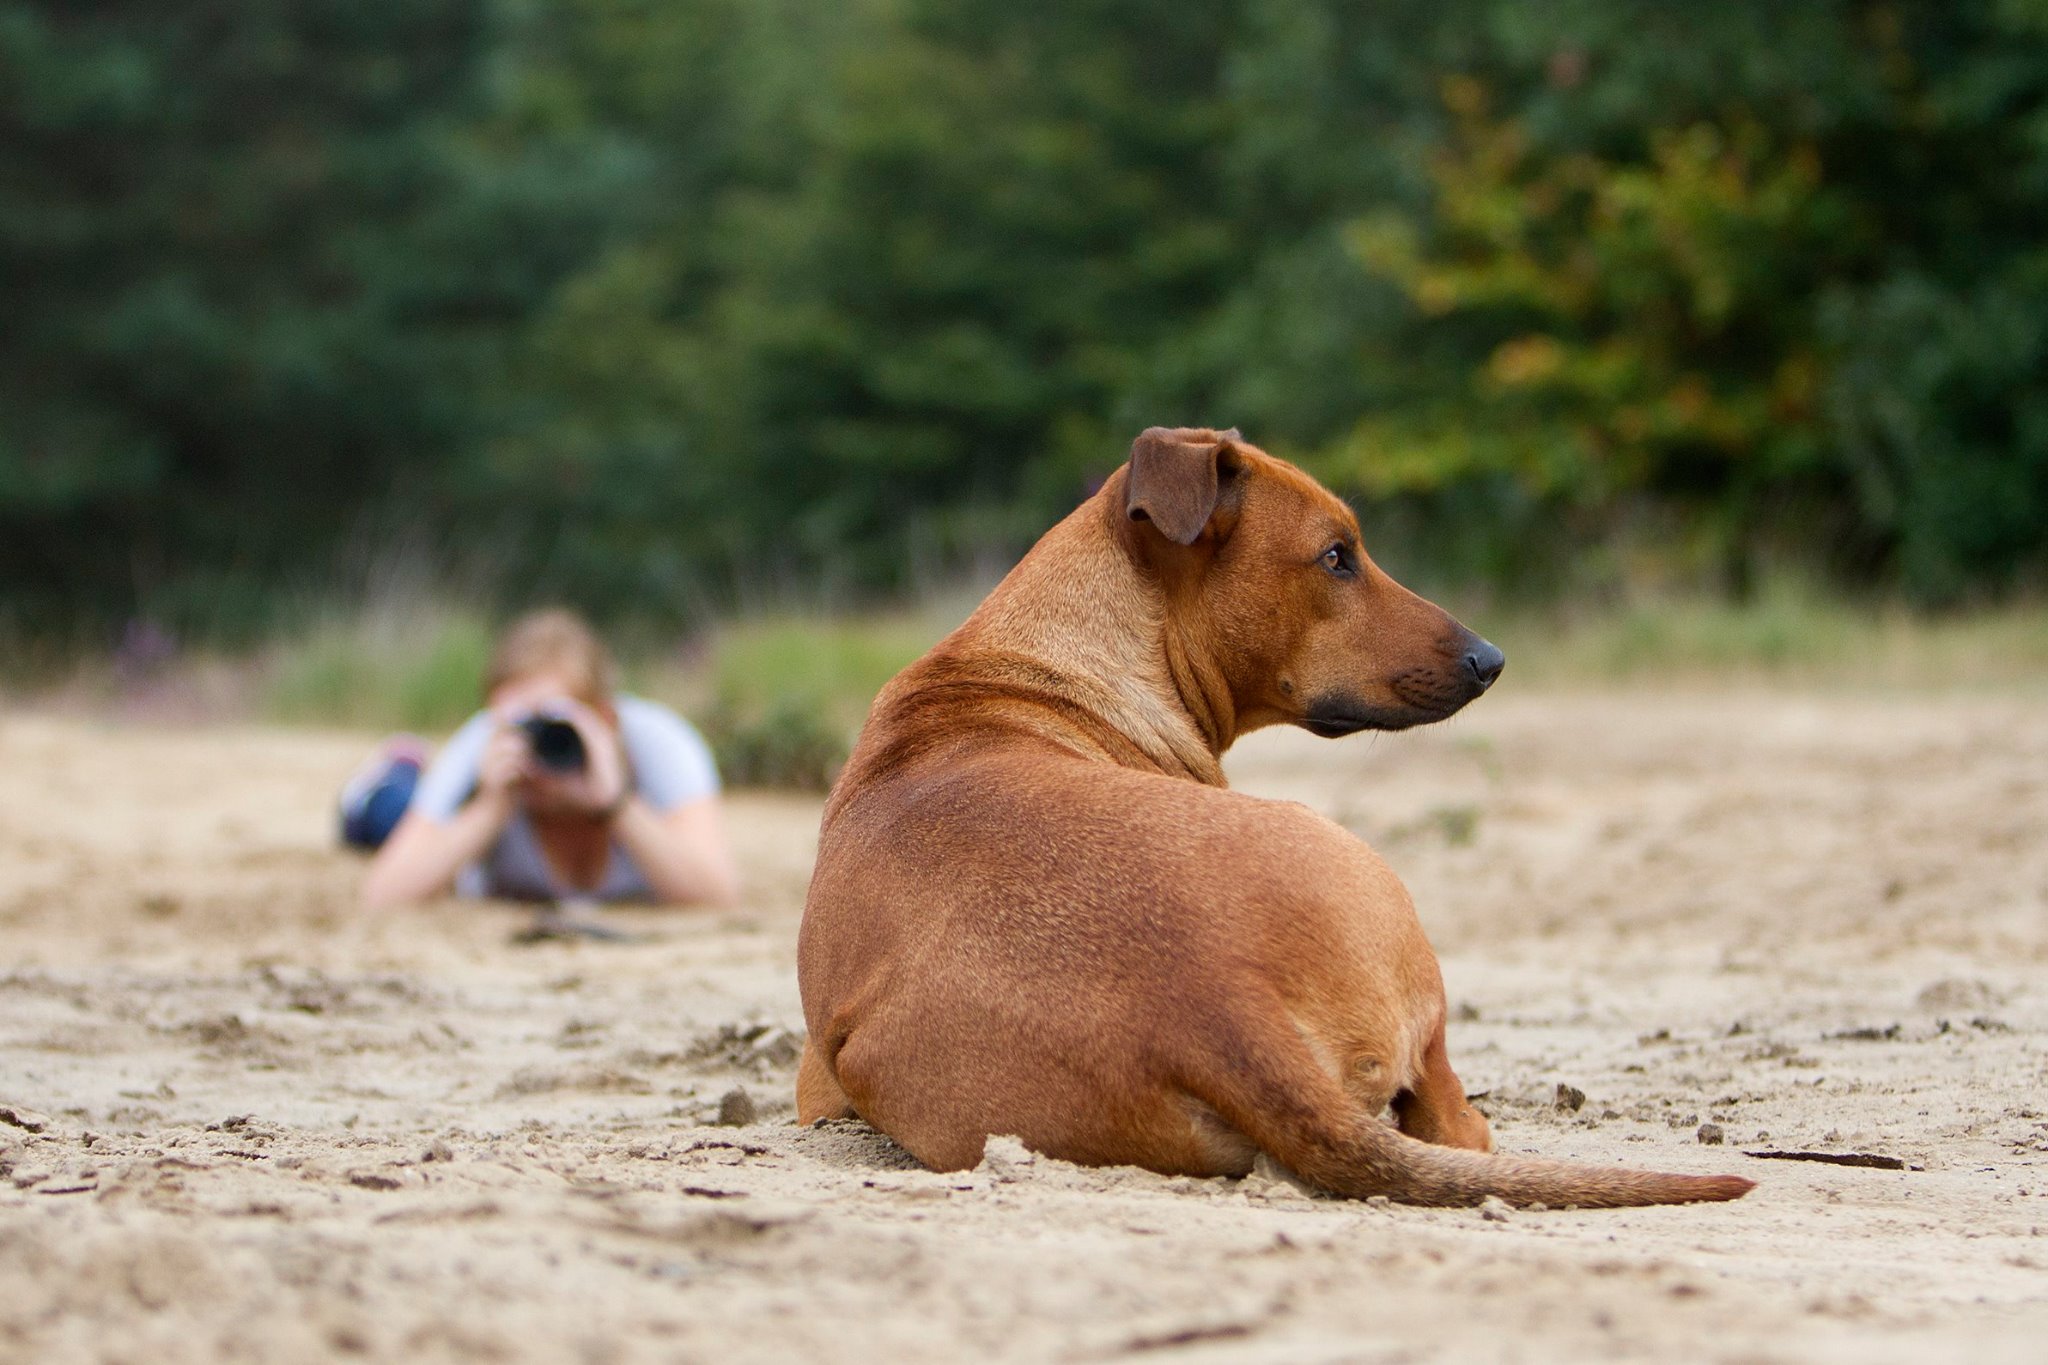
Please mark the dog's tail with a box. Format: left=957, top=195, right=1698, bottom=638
left=1191, top=1026, right=1755, bottom=1209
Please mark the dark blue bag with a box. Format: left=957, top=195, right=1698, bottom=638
left=339, top=747, right=424, bottom=850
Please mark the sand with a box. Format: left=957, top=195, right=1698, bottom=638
left=1, top=690, right=2044, bottom=1363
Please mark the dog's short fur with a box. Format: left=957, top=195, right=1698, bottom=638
left=795, top=428, right=1754, bottom=1207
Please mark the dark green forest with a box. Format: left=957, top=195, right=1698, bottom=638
left=5, top=0, right=2046, bottom=642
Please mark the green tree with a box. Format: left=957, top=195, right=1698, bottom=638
left=0, top=0, right=625, bottom=637
left=1298, top=1, right=2048, bottom=600
left=4, top=0, right=2045, bottom=637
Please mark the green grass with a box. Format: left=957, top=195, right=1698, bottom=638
left=263, top=609, right=496, bottom=732
left=38, top=581, right=2043, bottom=790
left=637, top=613, right=953, bottom=790
left=670, top=614, right=945, bottom=725
left=255, top=606, right=952, bottom=787
left=1476, top=586, right=2048, bottom=691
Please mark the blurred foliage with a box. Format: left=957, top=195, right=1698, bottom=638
left=1343, top=101, right=1840, bottom=593
left=256, top=604, right=946, bottom=787
left=4, top=0, right=2047, bottom=645
left=1481, top=580, right=2048, bottom=689
left=0, top=0, right=636, bottom=638
left=1325, top=2, right=2048, bottom=602
left=698, top=698, right=847, bottom=791
left=241, top=590, right=2048, bottom=787
left=674, top=615, right=944, bottom=789
left=265, top=609, right=494, bottom=731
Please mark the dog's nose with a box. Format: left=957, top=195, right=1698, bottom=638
left=1464, top=639, right=1506, bottom=690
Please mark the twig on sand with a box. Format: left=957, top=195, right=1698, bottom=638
left=1743, top=1150, right=1908, bottom=1171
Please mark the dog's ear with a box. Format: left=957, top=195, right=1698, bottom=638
left=1126, top=427, right=1243, bottom=545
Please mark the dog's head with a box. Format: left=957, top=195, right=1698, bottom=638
left=1117, top=425, right=1503, bottom=738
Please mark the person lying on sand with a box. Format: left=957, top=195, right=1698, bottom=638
left=353, top=609, right=740, bottom=910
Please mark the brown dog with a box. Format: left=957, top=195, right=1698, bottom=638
left=795, top=428, right=1754, bottom=1207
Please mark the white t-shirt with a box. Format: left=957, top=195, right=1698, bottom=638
left=409, top=695, right=721, bottom=902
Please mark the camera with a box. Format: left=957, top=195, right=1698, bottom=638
left=517, top=715, right=588, bottom=773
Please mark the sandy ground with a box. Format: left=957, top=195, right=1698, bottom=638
left=1, top=689, right=2045, bottom=1363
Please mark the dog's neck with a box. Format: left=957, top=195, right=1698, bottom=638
left=947, top=490, right=1228, bottom=785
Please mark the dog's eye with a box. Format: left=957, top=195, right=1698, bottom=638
left=1320, top=543, right=1355, bottom=577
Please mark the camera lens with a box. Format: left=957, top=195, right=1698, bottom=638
left=519, top=716, right=587, bottom=773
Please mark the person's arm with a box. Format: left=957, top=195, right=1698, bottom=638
left=597, top=697, right=742, bottom=907
left=608, top=794, right=741, bottom=907
left=361, top=724, right=522, bottom=909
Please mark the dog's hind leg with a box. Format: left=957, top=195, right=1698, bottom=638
left=796, top=1037, right=856, bottom=1123
left=1187, top=1010, right=1751, bottom=1207
left=1389, top=1016, right=1492, bottom=1151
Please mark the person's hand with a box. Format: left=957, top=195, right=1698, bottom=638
left=477, top=725, right=530, bottom=808
left=517, top=698, right=628, bottom=818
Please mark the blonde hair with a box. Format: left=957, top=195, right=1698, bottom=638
left=483, top=609, right=616, bottom=706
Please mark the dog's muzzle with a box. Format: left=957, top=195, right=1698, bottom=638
left=1304, top=633, right=1505, bottom=736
